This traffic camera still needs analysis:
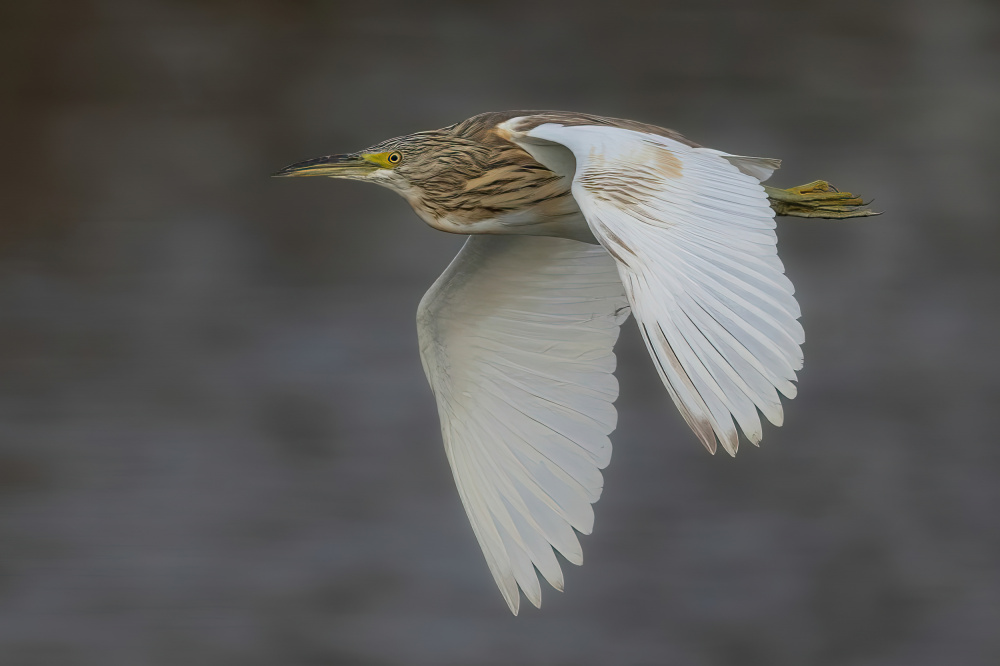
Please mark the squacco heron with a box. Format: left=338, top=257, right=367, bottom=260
left=274, top=110, right=875, bottom=614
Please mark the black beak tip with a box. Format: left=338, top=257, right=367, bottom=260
left=271, top=154, right=346, bottom=178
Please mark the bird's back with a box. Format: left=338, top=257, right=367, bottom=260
left=409, top=111, right=699, bottom=242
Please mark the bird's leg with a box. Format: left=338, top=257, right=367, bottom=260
left=764, top=180, right=879, bottom=219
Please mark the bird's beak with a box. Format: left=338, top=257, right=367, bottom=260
left=271, top=153, right=378, bottom=178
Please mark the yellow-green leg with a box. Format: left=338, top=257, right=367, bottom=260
left=764, top=180, right=879, bottom=219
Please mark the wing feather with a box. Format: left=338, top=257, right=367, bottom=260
left=514, top=121, right=803, bottom=456
left=417, top=235, right=629, bottom=614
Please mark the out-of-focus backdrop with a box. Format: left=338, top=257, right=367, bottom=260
left=2, top=1, right=998, bottom=664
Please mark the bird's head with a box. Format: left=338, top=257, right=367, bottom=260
left=272, top=113, right=554, bottom=224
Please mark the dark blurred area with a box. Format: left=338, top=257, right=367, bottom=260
left=1, top=0, right=998, bottom=664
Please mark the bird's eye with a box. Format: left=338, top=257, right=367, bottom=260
left=387, top=152, right=402, bottom=164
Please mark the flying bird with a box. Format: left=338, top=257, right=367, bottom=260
left=274, top=111, right=875, bottom=614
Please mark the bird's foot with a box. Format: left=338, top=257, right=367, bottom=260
left=764, top=180, right=879, bottom=219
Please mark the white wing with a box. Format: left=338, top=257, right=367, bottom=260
left=511, top=122, right=803, bottom=456
left=417, top=235, right=629, bottom=614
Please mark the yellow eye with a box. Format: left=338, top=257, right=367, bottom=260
left=387, top=151, right=402, bottom=164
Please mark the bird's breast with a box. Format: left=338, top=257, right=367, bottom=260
left=407, top=173, right=597, bottom=243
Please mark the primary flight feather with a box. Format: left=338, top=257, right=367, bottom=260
left=274, top=110, right=875, bottom=614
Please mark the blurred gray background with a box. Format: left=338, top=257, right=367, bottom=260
left=2, top=1, right=998, bottom=664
